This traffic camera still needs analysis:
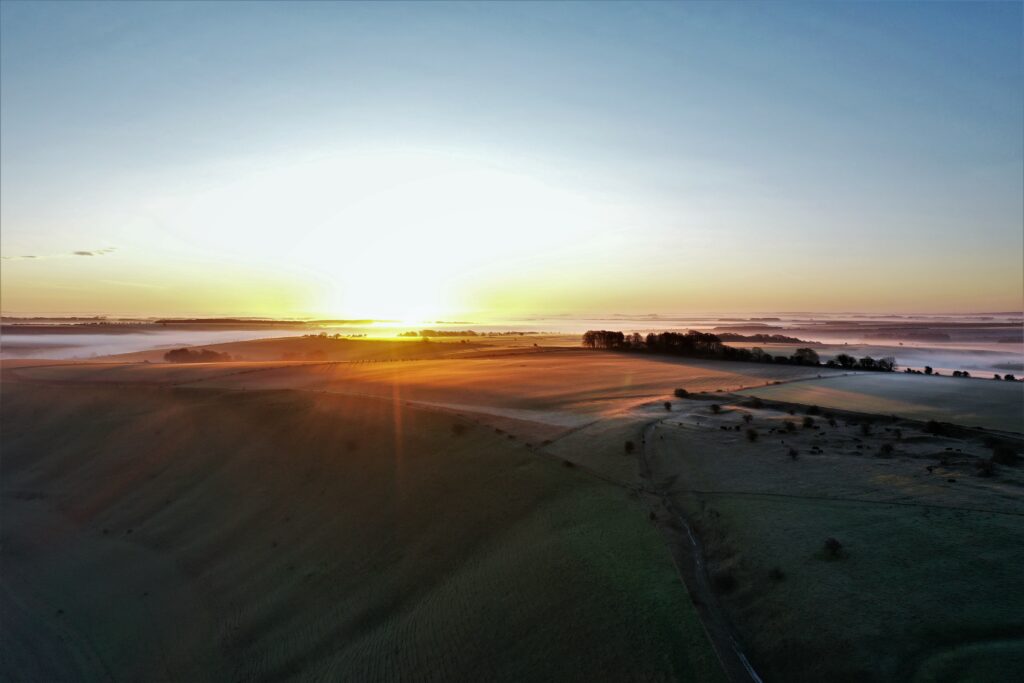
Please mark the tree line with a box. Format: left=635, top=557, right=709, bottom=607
left=581, top=330, right=895, bottom=371
left=164, top=348, right=232, bottom=363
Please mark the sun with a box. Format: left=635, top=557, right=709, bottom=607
left=318, top=277, right=451, bottom=322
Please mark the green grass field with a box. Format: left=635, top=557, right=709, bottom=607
left=648, top=399, right=1024, bottom=682
left=737, top=373, right=1023, bottom=432
left=1, top=381, right=723, bottom=682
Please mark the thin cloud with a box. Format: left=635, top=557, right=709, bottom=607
left=2, top=247, right=117, bottom=261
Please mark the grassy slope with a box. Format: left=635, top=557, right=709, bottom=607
left=1, top=382, right=723, bottom=682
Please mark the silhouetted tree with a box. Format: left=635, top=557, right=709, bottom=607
left=791, top=348, right=820, bottom=365
left=834, top=353, right=857, bottom=369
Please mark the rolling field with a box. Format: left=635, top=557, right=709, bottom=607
left=645, top=398, right=1024, bottom=682
left=737, top=373, right=1023, bottom=433
left=0, top=380, right=725, bottom=682
left=5, top=338, right=1020, bottom=681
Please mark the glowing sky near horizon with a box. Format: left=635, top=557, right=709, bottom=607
left=1, top=1, right=1021, bottom=319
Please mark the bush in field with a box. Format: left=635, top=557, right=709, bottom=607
left=784, top=421, right=797, bottom=433
left=712, top=570, right=738, bottom=594
left=859, top=422, right=872, bottom=436
left=624, top=440, right=636, bottom=454
left=711, top=404, right=722, bottom=414
left=991, top=445, right=1020, bottom=466
left=674, top=388, right=689, bottom=398
left=742, top=413, right=753, bottom=424
left=924, top=420, right=954, bottom=436
left=802, top=416, right=815, bottom=429
left=827, top=417, right=838, bottom=428
left=746, top=428, right=758, bottom=442
left=664, top=401, right=672, bottom=411
left=823, top=537, right=844, bottom=558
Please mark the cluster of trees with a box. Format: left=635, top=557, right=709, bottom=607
left=163, top=348, right=232, bottom=363
left=400, top=329, right=537, bottom=338
left=903, top=368, right=1019, bottom=381
left=400, top=329, right=478, bottom=337
left=581, top=330, right=895, bottom=371
left=303, top=332, right=362, bottom=339
left=828, top=353, right=895, bottom=372
left=716, top=332, right=815, bottom=344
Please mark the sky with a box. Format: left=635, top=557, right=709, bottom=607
left=1, top=1, right=1021, bottom=319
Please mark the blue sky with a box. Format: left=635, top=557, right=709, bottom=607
left=1, top=1, right=1021, bottom=316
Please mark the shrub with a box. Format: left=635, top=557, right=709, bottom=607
left=745, top=428, right=758, bottom=442
left=827, top=417, right=838, bottom=428
left=924, top=420, right=952, bottom=436
left=784, top=421, right=797, bottom=433
left=976, top=459, right=995, bottom=477
left=991, top=445, right=1020, bottom=466
left=823, top=537, right=843, bottom=558
left=712, top=570, right=738, bottom=594
left=859, top=422, right=872, bottom=436
left=664, top=401, right=672, bottom=411
left=674, top=388, right=689, bottom=398
left=742, top=413, right=753, bottom=424
left=711, top=404, right=722, bottom=414
left=802, top=416, right=815, bottom=429
left=624, top=440, right=636, bottom=454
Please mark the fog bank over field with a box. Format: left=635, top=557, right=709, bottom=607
left=1, top=313, right=1021, bottom=375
